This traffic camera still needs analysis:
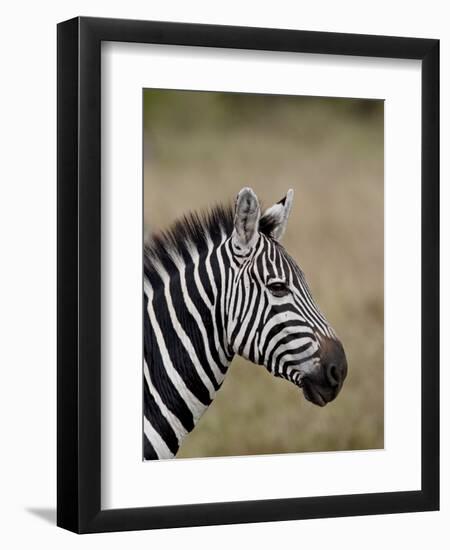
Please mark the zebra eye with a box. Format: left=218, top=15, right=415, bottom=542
left=267, top=281, right=289, bottom=297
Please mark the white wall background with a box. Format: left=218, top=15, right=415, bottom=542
left=0, top=1, right=447, bottom=547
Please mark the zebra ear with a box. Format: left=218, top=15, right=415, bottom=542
left=232, top=187, right=261, bottom=251
left=260, top=189, right=294, bottom=241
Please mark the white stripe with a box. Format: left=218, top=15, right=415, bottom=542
left=266, top=327, right=312, bottom=361
left=145, top=281, right=206, bottom=422
left=271, top=337, right=317, bottom=369
left=195, top=236, right=230, bottom=364
left=225, top=266, right=234, bottom=318
left=228, top=275, right=243, bottom=335
left=165, top=250, right=227, bottom=380
left=144, top=360, right=188, bottom=444
left=259, top=311, right=313, bottom=348
left=154, top=265, right=217, bottom=398
left=204, top=233, right=218, bottom=301
left=292, top=291, right=329, bottom=335
left=242, top=243, right=269, bottom=357
left=185, top=240, right=212, bottom=308
left=233, top=285, right=258, bottom=350
left=280, top=355, right=321, bottom=377
left=216, top=240, right=230, bottom=352
left=144, top=417, right=173, bottom=459
left=242, top=293, right=265, bottom=358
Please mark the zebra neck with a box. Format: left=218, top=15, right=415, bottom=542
left=143, top=242, right=234, bottom=459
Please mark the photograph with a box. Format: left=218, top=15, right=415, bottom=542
left=142, top=90, right=384, bottom=460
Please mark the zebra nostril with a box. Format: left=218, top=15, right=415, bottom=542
left=326, top=363, right=340, bottom=388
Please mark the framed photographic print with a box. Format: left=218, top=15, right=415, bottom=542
left=57, top=17, right=439, bottom=533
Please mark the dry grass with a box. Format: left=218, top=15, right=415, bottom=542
left=144, top=91, right=384, bottom=457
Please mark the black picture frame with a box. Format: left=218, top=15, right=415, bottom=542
left=57, top=16, right=439, bottom=533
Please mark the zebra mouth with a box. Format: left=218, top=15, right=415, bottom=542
left=302, top=379, right=327, bottom=407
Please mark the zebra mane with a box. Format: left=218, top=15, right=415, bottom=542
left=144, top=201, right=278, bottom=281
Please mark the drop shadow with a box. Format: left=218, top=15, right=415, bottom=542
left=26, top=507, right=56, bottom=525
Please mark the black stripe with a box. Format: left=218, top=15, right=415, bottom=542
left=144, top=293, right=195, bottom=432
left=260, top=319, right=311, bottom=359
left=210, top=246, right=233, bottom=363
left=234, top=249, right=252, bottom=258
left=292, top=292, right=328, bottom=334
left=273, top=342, right=315, bottom=372
left=197, top=254, right=214, bottom=304
left=227, top=240, right=242, bottom=269
left=274, top=246, right=284, bottom=276
left=249, top=293, right=269, bottom=364
left=268, top=238, right=276, bottom=264
left=286, top=257, right=328, bottom=330
left=143, top=432, right=158, bottom=460
left=232, top=279, right=247, bottom=336
left=266, top=331, right=314, bottom=366
left=143, top=375, right=179, bottom=455
left=238, top=288, right=263, bottom=357
left=230, top=277, right=257, bottom=346
left=281, top=356, right=321, bottom=373
left=254, top=240, right=268, bottom=287
left=154, top=283, right=214, bottom=403
left=168, top=273, right=224, bottom=386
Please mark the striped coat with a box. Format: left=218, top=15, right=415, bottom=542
left=143, top=188, right=347, bottom=459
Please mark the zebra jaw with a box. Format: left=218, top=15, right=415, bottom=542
left=283, top=358, right=320, bottom=389
left=291, top=372, right=305, bottom=388
left=278, top=367, right=309, bottom=389
left=279, top=359, right=333, bottom=407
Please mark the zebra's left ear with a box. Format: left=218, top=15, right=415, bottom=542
left=260, top=189, right=294, bottom=241
left=232, top=187, right=261, bottom=252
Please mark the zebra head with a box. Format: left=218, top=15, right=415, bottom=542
left=228, top=187, right=347, bottom=407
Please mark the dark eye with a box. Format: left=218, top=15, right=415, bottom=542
left=267, top=281, right=289, bottom=297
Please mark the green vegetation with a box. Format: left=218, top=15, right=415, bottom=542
left=144, top=90, right=384, bottom=457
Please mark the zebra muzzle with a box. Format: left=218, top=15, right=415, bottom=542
left=301, top=337, right=348, bottom=406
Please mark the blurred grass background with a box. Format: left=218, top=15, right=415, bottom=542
left=143, top=90, right=384, bottom=458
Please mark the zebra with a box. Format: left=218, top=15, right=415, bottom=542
left=143, top=187, right=347, bottom=460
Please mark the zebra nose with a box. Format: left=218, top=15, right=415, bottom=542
left=321, top=338, right=347, bottom=389
left=325, top=363, right=342, bottom=388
